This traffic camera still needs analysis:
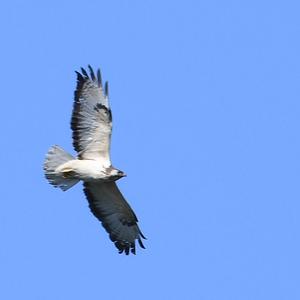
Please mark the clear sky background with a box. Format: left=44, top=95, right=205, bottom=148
left=0, top=1, right=299, bottom=299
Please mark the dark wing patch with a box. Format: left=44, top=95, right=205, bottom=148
left=94, top=103, right=112, bottom=122
left=71, top=66, right=112, bottom=160
left=83, top=181, right=146, bottom=255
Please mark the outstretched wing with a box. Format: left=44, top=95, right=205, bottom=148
left=83, top=181, right=146, bottom=255
left=71, top=66, right=112, bottom=165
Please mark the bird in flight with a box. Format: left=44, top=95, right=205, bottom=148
left=44, top=66, right=146, bottom=255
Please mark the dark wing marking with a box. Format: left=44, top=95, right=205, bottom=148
left=83, top=181, right=146, bottom=255
left=71, top=66, right=112, bottom=162
left=88, top=65, right=96, bottom=81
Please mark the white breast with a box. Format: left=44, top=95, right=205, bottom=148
left=56, top=159, right=108, bottom=181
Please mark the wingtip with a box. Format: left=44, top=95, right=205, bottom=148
left=105, top=81, right=109, bottom=97
left=75, top=71, right=83, bottom=80
left=138, top=237, right=146, bottom=249
left=131, top=246, right=136, bottom=255
left=139, top=229, right=147, bottom=240
left=88, top=65, right=96, bottom=81
left=81, top=67, right=88, bottom=78
left=97, top=68, right=102, bottom=87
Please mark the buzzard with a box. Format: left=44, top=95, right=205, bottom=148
left=44, top=66, right=146, bottom=255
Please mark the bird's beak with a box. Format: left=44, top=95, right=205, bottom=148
left=122, top=173, right=127, bottom=177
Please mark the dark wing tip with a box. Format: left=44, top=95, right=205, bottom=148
left=81, top=67, right=89, bottom=78
left=113, top=230, right=145, bottom=255
left=88, top=65, right=96, bottom=81
left=97, top=68, right=102, bottom=87
left=105, top=81, right=109, bottom=97
left=139, top=229, right=147, bottom=240
left=75, top=71, right=83, bottom=81
left=131, top=245, right=136, bottom=255
left=138, top=237, right=146, bottom=249
left=116, top=228, right=146, bottom=255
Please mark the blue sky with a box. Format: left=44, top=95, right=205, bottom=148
left=1, top=0, right=299, bottom=299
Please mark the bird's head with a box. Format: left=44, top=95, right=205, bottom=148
left=107, top=167, right=127, bottom=181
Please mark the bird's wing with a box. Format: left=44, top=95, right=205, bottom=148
left=83, top=181, right=146, bottom=255
left=71, top=66, right=112, bottom=164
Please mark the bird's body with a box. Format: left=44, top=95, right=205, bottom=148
left=56, top=158, right=117, bottom=182
left=43, top=66, right=145, bottom=255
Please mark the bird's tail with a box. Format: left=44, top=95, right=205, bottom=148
left=43, top=145, right=79, bottom=191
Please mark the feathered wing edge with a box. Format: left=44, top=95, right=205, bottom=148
left=71, top=65, right=111, bottom=157
left=83, top=182, right=146, bottom=255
